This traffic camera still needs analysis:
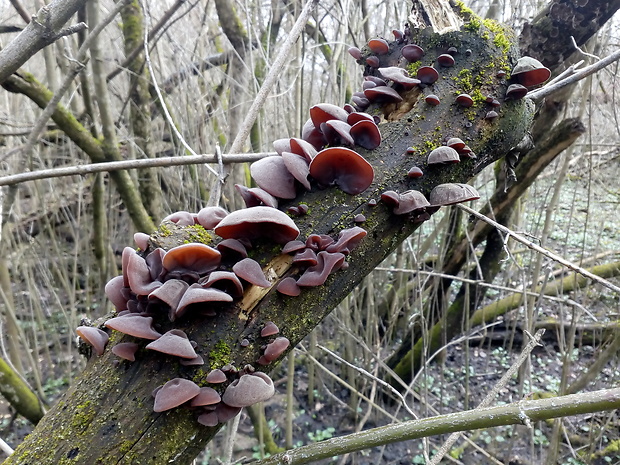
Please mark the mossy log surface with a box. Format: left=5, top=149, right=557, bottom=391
left=3, top=25, right=533, bottom=465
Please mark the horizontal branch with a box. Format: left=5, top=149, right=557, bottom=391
left=259, top=387, right=620, bottom=465
left=0, top=152, right=274, bottom=187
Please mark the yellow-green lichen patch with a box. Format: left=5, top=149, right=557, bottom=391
left=208, top=340, right=232, bottom=369
left=71, top=400, right=97, bottom=434
left=185, top=224, right=215, bottom=245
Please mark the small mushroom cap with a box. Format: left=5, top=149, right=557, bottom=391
left=301, top=118, right=326, bottom=150
left=201, top=271, right=244, bottom=297
left=148, top=279, right=189, bottom=310
left=153, top=378, right=201, bottom=412
left=197, top=411, right=219, bottom=427
left=126, top=249, right=161, bottom=296
left=446, top=137, right=466, bottom=152
left=367, top=38, right=389, bottom=55
left=296, top=251, right=346, bottom=287
left=216, top=238, right=249, bottom=258
left=261, top=321, right=280, bottom=337
left=365, top=55, right=380, bottom=67
left=427, top=146, right=460, bottom=165
left=162, top=211, right=195, bottom=226
left=111, top=342, right=139, bottom=361
left=175, top=284, right=233, bottom=318
left=146, top=329, right=198, bottom=359
left=511, top=56, right=551, bottom=87
left=425, top=94, right=440, bottom=105
left=325, top=226, right=367, bottom=255
left=134, top=232, right=150, bottom=250
left=196, top=206, right=229, bottom=230
left=235, top=184, right=279, bottom=208
left=350, top=120, right=382, bottom=150
left=233, top=258, right=271, bottom=288
left=363, top=86, right=403, bottom=103
left=377, top=67, right=420, bottom=89
left=416, top=66, right=439, bottom=85
left=215, top=403, right=242, bottom=422
left=309, top=147, right=374, bottom=195
left=250, top=156, right=297, bottom=199
left=221, top=372, right=275, bottom=408
left=506, top=83, right=528, bottom=100
left=393, top=190, right=431, bottom=215
left=456, top=94, right=474, bottom=107
left=429, top=183, right=480, bottom=206
left=191, top=387, right=222, bottom=407
left=321, top=120, right=354, bottom=147
left=163, top=243, right=221, bottom=274
left=76, top=326, right=109, bottom=356
left=436, top=53, right=455, bottom=67
left=263, top=337, right=291, bottom=362
left=348, top=46, right=362, bottom=60
left=214, top=206, right=300, bottom=244
left=276, top=277, right=301, bottom=296
left=292, top=248, right=318, bottom=267
left=407, top=166, right=424, bottom=178
left=105, top=275, right=128, bottom=311
left=205, top=368, right=228, bottom=384
left=282, top=152, right=311, bottom=190
left=309, top=103, right=349, bottom=128
left=105, top=314, right=162, bottom=340
left=282, top=240, right=306, bottom=254
left=401, top=44, right=424, bottom=62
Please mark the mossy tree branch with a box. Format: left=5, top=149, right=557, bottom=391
left=2, top=21, right=534, bottom=465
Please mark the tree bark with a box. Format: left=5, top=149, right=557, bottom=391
left=2, top=14, right=533, bottom=465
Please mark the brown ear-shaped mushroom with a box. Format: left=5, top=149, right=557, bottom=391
left=367, top=38, right=389, bottom=55
left=446, top=137, right=466, bottom=152
left=301, top=118, right=327, bottom=150
left=363, top=86, right=403, bottom=104
left=511, top=56, right=550, bottom=87
left=350, top=120, right=382, bottom=150
left=146, top=329, right=198, bottom=359
left=429, top=183, right=480, bottom=206
left=263, top=337, right=290, bottom=363
left=105, top=314, right=162, bottom=340
left=216, top=238, right=248, bottom=258
left=436, top=53, right=455, bottom=67
left=111, top=342, right=139, bottom=361
left=191, top=387, right=221, bottom=407
left=214, top=206, right=300, bottom=244
left=292, top=248, right=318, bottom=267
left=305, top=234, right=334, bottom=251
left=289, top=138, right=317, bottom=162
left=197, top=411, right=219, bottom=427
left=162, top=211, right=196, bottom=226
left=205, top=368, right=227, bottom=384
left=309, top=103, right=349, bottom=128
left=105, top=275, right=128, bottom=311
left=196, top=206, right=229, bottom=230
left=296, top=251, right=346, bottom=287
left=325, top=226, right=367, bottom=255
left=153, top=378, right=201, bottom=412
left=215, top=403, right=242, bottom=422
left=282, top=240, right=306, bottom=254
left=282, top=152, right=311, bottom=190
left=261, top=321, right=279, bottom=337
left=233, top=258, right=271, bottom=288
left=309, top=147, right=374, bottom=195
left=250, top=156, right=297, bottom=199
left=506, top=83, right=528, bottom=100
left=201, top=271, right=244, bottom=297
left=221, top=372, right=275, bottom=408
left=427, top=146, right=460, bottom=165
left=235, top=185, right=279, bottom=209
left=416, top=66, right=439, bottom=85
left=126, top=249, right=162, bottom=296
left=134, top=232, right=150, bottom=251
left=377, top=67, right=420, bottom=90
left=76, top=326, right=109, bottom=356
left=148, top=279, right=189, bottom=310
left=276, top=277, right=301, bottom=296
left=162, top=243, right=221, bottom=275
left=401, top=44, right=424, bottom=62
left=393, top=190, right=431, bottom=215
left=320, top=120, right=355, bottom=147
left=175, top=284, right=233, bottom=318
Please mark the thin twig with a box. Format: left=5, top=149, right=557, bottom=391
left=140, top=0, right=220, bottom=179
left=527, top=48, right=620, bottom=101
left=457, top=204, right=620, bottom=294
left=0, top=152, right=274, bottom=187
left=227, top=0, right=318, bottom=155
left=429, top=329, right=545, bottom=465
